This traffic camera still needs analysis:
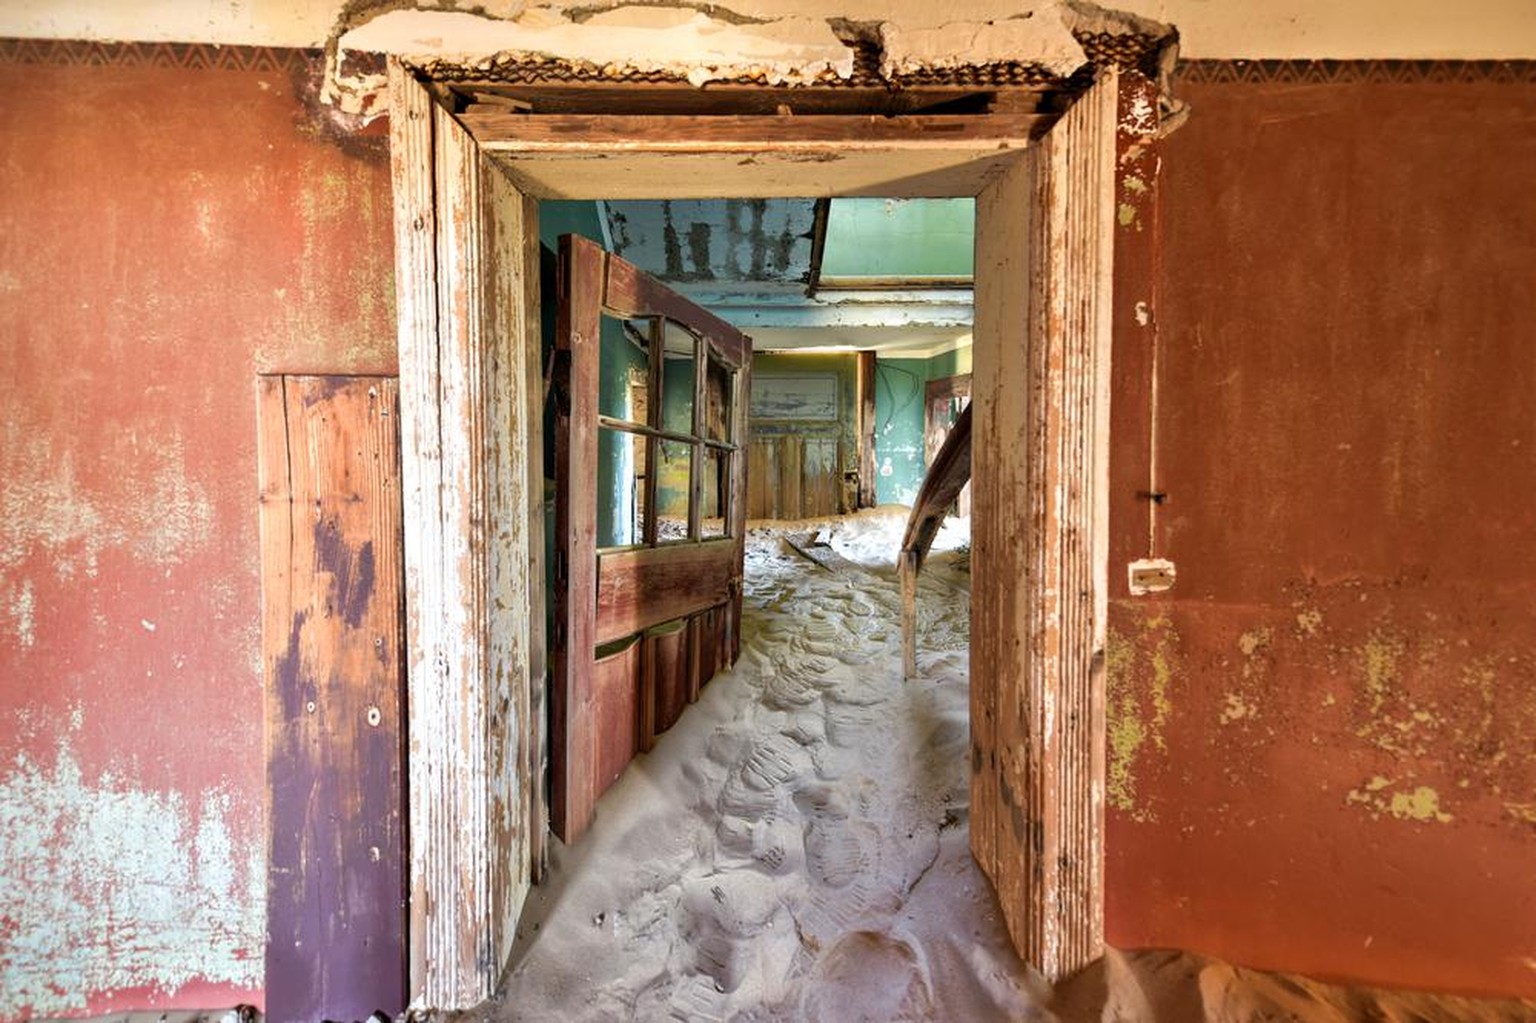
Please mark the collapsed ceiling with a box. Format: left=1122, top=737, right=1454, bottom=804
left=332, top=2, right=1178, bottom=354
left=325, top=1, right=1179, bottom=122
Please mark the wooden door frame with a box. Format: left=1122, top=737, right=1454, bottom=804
left=388, top=59, right=1117, bottom=1009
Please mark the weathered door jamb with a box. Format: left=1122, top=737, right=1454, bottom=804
left=387, top=58, right=1117, bottom=1009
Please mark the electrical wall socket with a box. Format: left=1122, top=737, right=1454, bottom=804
left=1128, top=558, right=1176, bottom=595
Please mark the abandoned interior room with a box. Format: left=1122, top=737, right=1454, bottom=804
left=1, top=1, right=1534, bottom=1020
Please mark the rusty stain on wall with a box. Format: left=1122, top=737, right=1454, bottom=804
left=1105, top=71, right=1536, bottom=998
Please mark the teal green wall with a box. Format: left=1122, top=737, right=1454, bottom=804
left=925, top=343, right=972, bottom=381
left=873, top=358, right=927, bottom=505
left=871, top=343, right=972, bottom=506
left=540, top=201, right=651, bottom=547
left=654, top=349, right=697, bottom=521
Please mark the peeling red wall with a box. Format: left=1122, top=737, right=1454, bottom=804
left=1106, top=70, right=1536, bottom=998
left=0, top=48, right=395, bottom=1020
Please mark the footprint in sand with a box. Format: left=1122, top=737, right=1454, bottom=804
left=739, top=732, right=813, bottom=792
left=761, top=654, right=828, bottom=710
left=824, top=701, right=889, bottom=749
left=717, top=732, right=813, bottom=820
left=679, top=870, right=784, bottom=994
left=805, top=817, right=880, bottom=890
left=796, top=816, right=888, bottom=941
left=800, top=930, right=934, bottom=1022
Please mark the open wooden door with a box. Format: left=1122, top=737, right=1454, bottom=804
left=551, top=233, right=752, bottom=843
left=971, top=69, right=1117, bottom=980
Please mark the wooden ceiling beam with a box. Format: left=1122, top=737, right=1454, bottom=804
left=461, top=112, right=1049, bottom=151
left=449, top=81, right=1051, bottom=117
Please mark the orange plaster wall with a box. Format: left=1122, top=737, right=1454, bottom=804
left=1104, top=69, right=1536, bottom=998
left=0, top=47, right=395, bottom=1020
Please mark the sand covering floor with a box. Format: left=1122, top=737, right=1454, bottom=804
left=453, top=510, right=1536, bottom=1023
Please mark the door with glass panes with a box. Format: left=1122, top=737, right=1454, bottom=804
left=551, top=233, right=751, bottom=842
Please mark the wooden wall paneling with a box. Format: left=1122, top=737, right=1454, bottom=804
left=806, top=435, right=841, bottom=517
left=857, top=350, right=877, bottom=509
left=782, top=437, right=804, bottom=518
left=747, top=438, right=775, bottom=519
left=259, top=375, right=405, bottom=1022
left=390, top=59, right=542, bottom=1007
left=552, top=234, right=605, bottom=842
left=971, top=69, right=1116, bottom=981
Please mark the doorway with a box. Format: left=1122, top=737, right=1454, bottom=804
left=388, top=63, right=1118, bottom=1009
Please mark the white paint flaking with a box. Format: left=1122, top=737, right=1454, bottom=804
left=0, top=740, right=262, bottom=1017
left=2, top=0, right=1535, bottom=60
left=4, top=578, right=35, bottom=648
left=1, top=420, right=215, bottom=580
left=880, top=8, right=1086, bottom=79
left=338, top=5, right=854, bottom=94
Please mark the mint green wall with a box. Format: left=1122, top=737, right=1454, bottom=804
left=871, top=343, right=972, bottom=506
left=820, top=198, right=974, bottom=280
left=873, top=357, right=927, bottom=506
left=925, top=343, right=972, bottom=381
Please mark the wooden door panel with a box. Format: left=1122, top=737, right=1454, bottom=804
left=553, top=234, right=751, bottom=842
left=592, top=638, right=642, bottom=796
left=971, top=70, right=1116, bottom=981
left=692, top=604, right=727, bottom=698
left=258, top=375, right=405, bottom=1022
left=645, top=620, right=691, bottom=742
left=595, top=540, right=736, bottom=644
left=744, top=434, right=843, bottom=519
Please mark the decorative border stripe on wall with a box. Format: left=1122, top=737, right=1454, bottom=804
left=0, top=38, right=315, bottom=72
left=1178, top=59, right=1536, bottom=85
